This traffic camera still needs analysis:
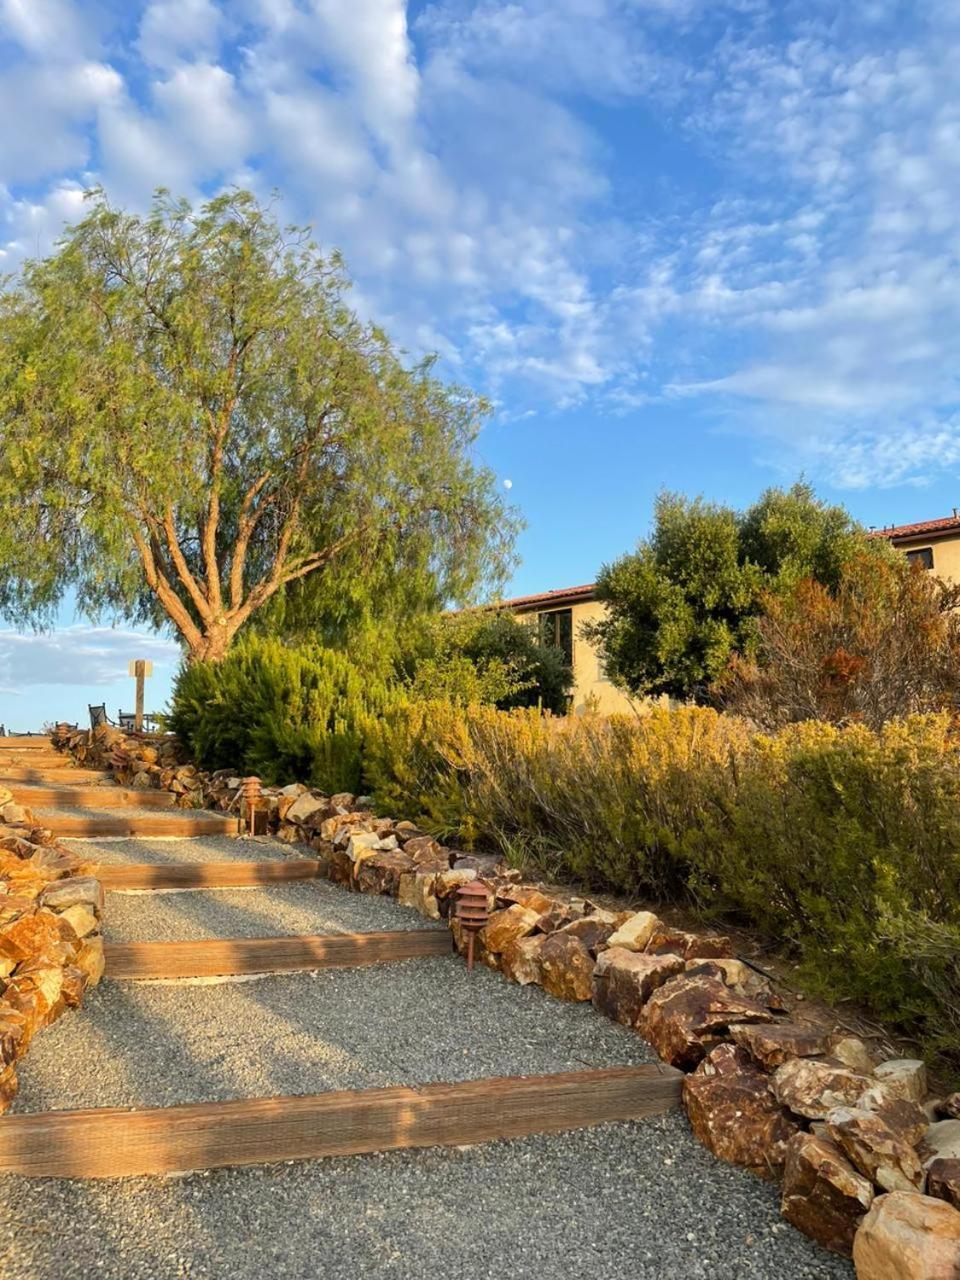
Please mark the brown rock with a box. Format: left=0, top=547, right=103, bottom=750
left=355, top=849, right=416, bottom=897
left=683, top=1043, right=798, bottom=1176
left=927, top=1160, right=960, bottom=1211
left=59, top=965, right=88, bottom=1010
left=76, top=934, right=105, bottom=986
left=496, top=886, right=556, bottom=915
left=937, top=1093, right=960, bottom=1120
left=591, top=948, right=684, bottom=1027
left=0, top=1004, right=27, bottom=1066
left=857, top=1087, right=929, bottom=1147
left=38, top=876, right=104, bottom=914
left=647, top=929, right=733, bottom=960
left=853, top=1191, right=960, bottom=1279
left=0, top=909, right=76, bottom=964
left=402, top=835, right=444, bottom=863
left=56, top=903, right=99, bottom=939
left=637, top=973, right=775, bottom=1070
left=538, top=933, right=595, bottom=1001
left=730, top=1022, right=833, bottom=1071
left=830, top=1036, right=879, bottom=1074
left=683, top=957, right=782, bottom=1006
left=826, top=1106, right=924, bottom=1192
left=781, top=1132, right=874, bottom=1255
left=557, top=916, right=615, bottom=956
left=771, top=1057, right=871, bottom=1120
left=480, top=905, right=541, bottom=954
left=0, top=1064, right=17, bottom=1115
left=500, top=934, right=545, bottom=985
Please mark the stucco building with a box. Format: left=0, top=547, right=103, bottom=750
left=500, top=583, right=638, bottom=716
left=876, top=512, right=960, bottom=578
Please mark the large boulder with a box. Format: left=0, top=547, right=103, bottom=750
left=770, top=1057, right=871, bottom=1121
left=683, top=1043, right=798, bottom=1176
left=283, top=793, right=331, bottom=828
left=591, top=948, right=684, bottom=1027
left=555, top=916, right=616, bottom=956
left=781, top=1132, right=874, bottom=1256
left=730, top=1022, right=833, bottom=1071
left=538, top=933, right=595, bottom=1001
left=922, top=1121, right=960, bottom=1166
left=872, top=1059, right=928, bottom=1104
left=646, top=929, right=733, bottom=960
left=500, top=934, right=546, bottom=985
left=826, top=1106, right=924, bottom=1193
left=637, top=973, right=775, bottom=1070
left=853, top=1192, right=960, bottom=1279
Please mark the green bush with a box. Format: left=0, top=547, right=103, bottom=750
left=168, top=637, right=397, bottom=792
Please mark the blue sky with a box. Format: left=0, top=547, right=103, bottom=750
left=2, top=0, right=960, bottom=729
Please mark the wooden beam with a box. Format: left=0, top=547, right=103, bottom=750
left=0, top=1064, right=683, bottom=1178
left=38, top=813, right=237, bottom=838
left=0, top=764, right=109, bottom=782
left=104, top=929, right=451, bottom=978
left=0, top=736, right=57, bottom=751
left=98, top=859, right=322, bottom=890
left=6, top=786, right=176, bottom=810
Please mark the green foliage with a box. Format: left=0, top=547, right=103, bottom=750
left=585, top=482, right=890, bottom=701
left=395, top=611, right=572, bottom=712
left=366, top=702, right=960, bottom=1070
left=0, top=188, right=518, bottom=660
left=168, top=636, right=396, bottom=792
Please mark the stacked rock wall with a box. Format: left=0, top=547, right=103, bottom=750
left=52, top=726, right=960, bottom=1273
left=0, top=783, right=105, bottom=1114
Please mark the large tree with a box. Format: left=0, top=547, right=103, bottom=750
left=583, top=482, right=892, bottom=701
left=0, top=190, right=517, bottom=661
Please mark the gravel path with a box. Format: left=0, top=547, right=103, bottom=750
left=63, top=833, right=284, bottom=864
left=0, top=833, right=853, bottom=1280
left=103, top=879, right=428, bottom=940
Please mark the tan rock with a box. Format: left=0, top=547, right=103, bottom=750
left=0, top=1004, right=27, bottom=1067
left=480, top=905, right=541, bottom=954
left=538, top=933, right=594, bottom=1001
left=592, top=948, right=684, bottom=1027
left=853, top=1191, right=960, bottom=1280
left=781, top=1132, right=874, bottom=1255
left=76, top=934, right=105, bottom=986
left=356, top=849, right=417, bottom=897
left=827, top=1106, right=924, bottom=1193
left=873, top=1059, right=928, bottom=1104
left=684, top=1043, right=798, bottom=1176
left=937, top=1094, right=960, bottom=1121
left=856, top=1088, right=929, bottom=1148
left=923, top=1121, right=960, bottom=1166
left=927, top=1160, right=960, bottom=1211
left=500, top=934, right=546, bottom=985
left=730, top=1022, right=833, bottom=1071
left=831, top=1036, right=879, bottom=1074
left=38, top=875, right=104, bottom=915
left=606, top=911, right=661, bottom=952
left=683, top=957, right=781, bottom=1005
left=771, top=1057, right=871, bottom=1120
left=637, top=973, right=775, bottom=1070
left=57, top=903, right=99, bottom=939
left=0, top=1064, right=17, bottom=1115
left=556, top=916, right=615, bottom=955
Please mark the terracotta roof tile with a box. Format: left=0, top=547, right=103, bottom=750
left=872, top=515, right=960, bottom=541
left=495, top=583, right=596, bottom=611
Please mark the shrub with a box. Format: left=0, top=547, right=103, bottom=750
left=168, top=636, right=397, bottom=792
left=716, top=553, right=960, bottom=729
left=367, top=701, right=960, bottom=1068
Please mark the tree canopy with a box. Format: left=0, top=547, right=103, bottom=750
left=583, top=482, right=891, bottom=701
left=0, top=189, right=517, bottom=660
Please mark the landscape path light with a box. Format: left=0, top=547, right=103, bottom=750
left=241, top=776, right=262, bottom=837
left=455, top=880, right=491, bottom=972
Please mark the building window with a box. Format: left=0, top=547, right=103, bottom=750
left=906, top=547, right=934, bottom=570
left=537, top=608, right=573, bottom=668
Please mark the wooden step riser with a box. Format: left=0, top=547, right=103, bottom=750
left=98, top=860, right=321, bottom=890
left=0, top=767, right=110, bottom=784
left=0, top=1065, right=683, bottom=1178
left=0, top=737, right=57, bottom=751
left=104, top=929, right=450, bottom=979
left=6, top=787, right=176, bottom=810
left=0, top=756, right=77, bottom=771
left=40, top=815, right=237, bottom=838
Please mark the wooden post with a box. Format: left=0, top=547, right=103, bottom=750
left=128, top=660, right=154, bottom=732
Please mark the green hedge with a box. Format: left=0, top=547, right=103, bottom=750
left=167, top=637, right=398, bottom=793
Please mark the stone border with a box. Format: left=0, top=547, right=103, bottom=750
left=53, top=725, right=960, bottom=1271
left=0, top=785, right=105, bottom=1115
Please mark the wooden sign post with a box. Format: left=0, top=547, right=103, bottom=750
left=128, top=660, right=154, bottom=732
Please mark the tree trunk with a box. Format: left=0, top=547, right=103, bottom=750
left=187, top=623, right=236, bottom=664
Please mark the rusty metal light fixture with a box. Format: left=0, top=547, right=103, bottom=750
left=455, top=880, right=490, bottom=972
left=241, top=776, right=262, bottom=836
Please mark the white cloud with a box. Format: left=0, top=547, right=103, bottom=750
left=137, top=0, right=224, bottom=69
left=0, top=627, right=181, bottom=693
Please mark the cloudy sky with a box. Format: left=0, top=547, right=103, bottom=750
left=2, top=0, right=960, bottom=727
